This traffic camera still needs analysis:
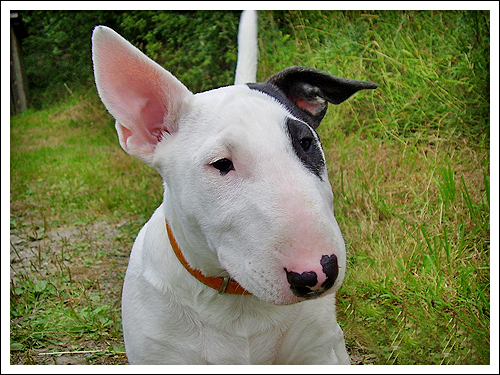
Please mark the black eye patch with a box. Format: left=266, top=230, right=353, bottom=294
left=286, top=118, right=325, bottom=179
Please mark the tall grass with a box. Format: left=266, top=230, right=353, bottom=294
left=10, top=10, right=490, bottom=365
left=325, top=136, right=489, bottom=364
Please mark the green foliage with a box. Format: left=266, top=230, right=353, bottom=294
left=11, top=274, right=118, bottom=349
left=20, top=11, right=122, bottom=108
left=119, top=10, right=240, bottom=93
left=19, top=10, right=240, bottom=109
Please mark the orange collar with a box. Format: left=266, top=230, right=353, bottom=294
left=165, top=220, right=251, bottom=295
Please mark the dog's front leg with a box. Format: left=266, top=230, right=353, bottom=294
left=275, top=296, right=351, bottom=365
left=330, top=320, right=351, bottom=364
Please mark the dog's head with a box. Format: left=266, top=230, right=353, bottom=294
left=92, top=26, right=377, bottom=305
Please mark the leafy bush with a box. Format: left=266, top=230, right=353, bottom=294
left=19, top=10, right=240, bottom=109
left=119, top=10, right=240, bottom=93
left=20, top=11, right=122, bottom=108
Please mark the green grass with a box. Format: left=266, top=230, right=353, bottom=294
left=10, top=91, right=163, bottom=228
left=324, top=135, right=489, bottom=364
left=10, top=10, right=490, bottom=365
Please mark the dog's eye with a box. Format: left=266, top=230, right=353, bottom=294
left=299, top=138, right=312, bottom=152
left=211, top=158, right=234, bottom=175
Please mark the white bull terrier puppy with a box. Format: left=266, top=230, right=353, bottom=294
left=92, top=11, right=377, bottom=365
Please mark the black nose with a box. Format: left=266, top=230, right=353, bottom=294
left=284, top=254, right=339, bottom=299
left=284, top=270, right=318, bottom=297
left=319, top=254, right=339, bottom=290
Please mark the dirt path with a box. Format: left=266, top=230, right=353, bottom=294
left=10, top=217, right=131, bottom=365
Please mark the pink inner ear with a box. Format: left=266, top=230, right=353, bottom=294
left=294, top=99, right=320, bottom=115
left=100, top=55, right=170, bottom=147
left=138, top=86, right=170, bottom=142
left=93, top=27, right=192, bottom=160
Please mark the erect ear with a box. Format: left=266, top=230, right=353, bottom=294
left=266, top=66, right=378, bottom=128
left=92, top=26, right=193, bottom=165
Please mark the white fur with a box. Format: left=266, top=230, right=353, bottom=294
left=234, top=10, right=258, bottom=85
left=92, top=15, right=350, bottom=365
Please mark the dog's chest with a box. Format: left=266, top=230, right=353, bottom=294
left=199, top=324, right=285, bottom=364
left=178, top=294, right=298, bottom=364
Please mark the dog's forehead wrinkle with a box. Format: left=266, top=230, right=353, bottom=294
left=187, top=86, right=293, bottom=152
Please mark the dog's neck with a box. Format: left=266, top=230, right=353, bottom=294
left=165, top=220, right=252, bottom=295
